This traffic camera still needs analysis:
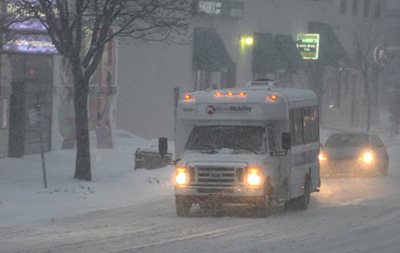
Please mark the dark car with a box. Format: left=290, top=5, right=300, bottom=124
left=319, top=132, right=389, bottom=177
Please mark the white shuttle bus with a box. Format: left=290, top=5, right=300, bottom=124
left=170, top=81, right=320, bottom=216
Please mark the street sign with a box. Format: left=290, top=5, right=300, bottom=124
left=296, top=33, right=320, bottom=60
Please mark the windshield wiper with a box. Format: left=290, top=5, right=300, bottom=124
left=186, top=148, right=219, bottom=154
left=232, top=148, right=261, bottom=155
left=201, top=149, right=218, bottom=154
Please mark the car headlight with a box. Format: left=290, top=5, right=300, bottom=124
left=175, top=167, right=188, bottom=185
left=247, top=167, right=262, bottom=186
left=360, top=151, right=374, bottom=164
left=318, top=152, right=328, bottom=162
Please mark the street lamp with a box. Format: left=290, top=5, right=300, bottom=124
left=240, top=34, right=254, bottom=49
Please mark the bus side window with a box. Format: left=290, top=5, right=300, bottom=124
left=303, top=108, right=310, bottom=143
left=293, top=109, right=304, bottom=145
left=304, top=108, right=315, bottom=143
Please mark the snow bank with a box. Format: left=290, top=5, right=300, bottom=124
left=0, top=132, right=174, bottom=226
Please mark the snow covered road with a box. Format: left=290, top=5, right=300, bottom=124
left=1, top=132, right=400, bottom=253
left=2, top=168, right=400, bottom=253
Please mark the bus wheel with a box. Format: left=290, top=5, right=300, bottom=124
left=299, top=179, right=311, bottom=210
left=175, top=196, right=191, bottom=217
left=285, top=177, right=311, bottom=211
left=254, top=180, right=272, bottom=217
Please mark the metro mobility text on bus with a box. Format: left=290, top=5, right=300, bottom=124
left=169, top=81, right=320, bottom=216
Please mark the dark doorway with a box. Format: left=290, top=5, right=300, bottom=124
left=8, top=54, right=53, bottom=157
left=8, top=81, right=25, bottom=157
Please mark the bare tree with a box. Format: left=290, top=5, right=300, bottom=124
left=9, top=0, right=192, bottom=181
left=353, top=19, right=382, bottom=132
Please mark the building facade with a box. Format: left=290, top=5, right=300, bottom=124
left=318, top=0, right=385, bottom=129
left=117, top=0, right=386, bottom=138
left=381, top=0, right=400, bottom=104
left=0, top=0, right=118, bottom=158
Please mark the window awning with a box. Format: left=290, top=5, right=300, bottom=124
left=308, top=22, right=349, bottom=65
left=274, top=34, right=303, bottom=71
left=252, top=33, right=276, bottom=74
left=252, top=33, right=302, bottom=74
left=192, top=27, right=233, bottom=71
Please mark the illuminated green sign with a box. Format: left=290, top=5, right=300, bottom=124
left=296, top=33, right=320, bottom=60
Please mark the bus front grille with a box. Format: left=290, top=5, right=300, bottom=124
left=193, top=167, right=244, bottom=188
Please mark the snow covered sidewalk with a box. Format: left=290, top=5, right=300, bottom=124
left=0, top=132, right=174, bottom=226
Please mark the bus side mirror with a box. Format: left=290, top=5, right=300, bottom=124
left=158, top=137, right=168, bottom=157
left=282, top=132, right=291, bottom=150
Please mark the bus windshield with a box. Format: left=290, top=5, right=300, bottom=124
left=185, top=126, right=266, bottom=154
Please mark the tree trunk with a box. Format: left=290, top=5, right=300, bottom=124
left=73, top=75, right=92, bottom=181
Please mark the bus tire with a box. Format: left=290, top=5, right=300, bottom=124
left=254, top=178, right=273, bottom=217
left=175, top=196, right=191, bottom=217
left=298, top=178, right=311, bottom=210
left=285, top=176, right=311, bottom=211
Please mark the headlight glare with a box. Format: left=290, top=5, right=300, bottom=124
left=318, top=152, right=327, bottom=162
left=247, top=167, right=262, bottom=186
left=175, top=167, right=188, bottom=185
left=361, top=151, right=374, bottom=164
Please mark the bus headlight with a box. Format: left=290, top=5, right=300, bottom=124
left=247, top=167, right=262, bottom=186
left=360, top=151, right=374, bottom=164
left=175, top=167, right=188, bottom=185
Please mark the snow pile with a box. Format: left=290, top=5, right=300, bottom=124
left=0, top=131, right=174, bottom=226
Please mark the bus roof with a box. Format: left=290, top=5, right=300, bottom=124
left=180, top=87, right=318, bottom=107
